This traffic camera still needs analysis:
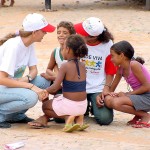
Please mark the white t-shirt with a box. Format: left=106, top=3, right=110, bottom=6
left=81, top=40, right=113, bottom=93
left=0, top=36, right=37, bottom=79
left=54, top=47, right=67, bottom=69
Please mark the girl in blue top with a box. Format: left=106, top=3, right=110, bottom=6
left=28, top=34, right=89, bottom=132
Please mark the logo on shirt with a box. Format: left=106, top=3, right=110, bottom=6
left=14, top=65, right=26, bottom=78
left=81, top=55, right=103, bottom=74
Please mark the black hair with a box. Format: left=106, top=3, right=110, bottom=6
left=66, top=34, right=88, bottom=58
left=134, top=56, right=145, bottom=65
left=111, top=40, right=145, bottom=64
left=57, top=21, right=76, bottom=35
left=97, top=26, right=114, bottom=43
left=111, top=40, right=134, bottom=59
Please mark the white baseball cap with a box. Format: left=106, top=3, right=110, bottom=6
left=23, top=13, right=55, bottom=32
left=74, top=17, right=105, bottom=36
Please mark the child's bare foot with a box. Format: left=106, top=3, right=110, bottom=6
left=28, top=115, right=49, bottom=128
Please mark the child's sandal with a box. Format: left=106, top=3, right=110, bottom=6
left=77, top=124, right=89, bottom=131
left=63, top=124, right=80, bottom=132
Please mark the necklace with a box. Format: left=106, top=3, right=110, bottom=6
left=122, top=67, right=131, bottom=92
left=127, top=83, right=131, bottom=92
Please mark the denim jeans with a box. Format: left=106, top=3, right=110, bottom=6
left=0, top=75, right=50, bottom=122
left=87, top=93, right=114, bottom=125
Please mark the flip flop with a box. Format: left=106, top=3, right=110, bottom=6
left=127, top=116, right=141, bottom=125
left=132, top=121, right=150, bottom=128
left=28, top=121, right=48, bottom=129
left=127, top=119, right=139, bottom=126
left=77, top=124, right=89, bottom=131
left=63, top=124, right=80, bottom=132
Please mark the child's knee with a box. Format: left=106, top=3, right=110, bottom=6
left=111, top=99, right=121, bottom=109
left=105, top=96, right=113, bottom=108
left=42, top=100, right=51, bottom=112
left=42, top=101, right=48, bottom=111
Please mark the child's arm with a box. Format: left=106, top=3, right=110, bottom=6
left=96, top=70, right=122, bottom=107
left=53, top=64, right=59, bottom=74
left=47, top=50, right=57, bottom=71
left=41, top=50, right=57, bottom=80
left=46, top=63, right=66, bottom=94
left=41, top=69, right=57, bottom=81
left=109, top=70, right=122, bottom=92
left=102, top=55, right=118, bottom=97
left=103, top=74, right=114, bottom=92
left=129, top=62, right=150, bottom=95
left=43, top=64, right=59, bottom=81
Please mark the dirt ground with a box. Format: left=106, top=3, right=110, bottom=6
left=0, top=0, right=150, bottom=150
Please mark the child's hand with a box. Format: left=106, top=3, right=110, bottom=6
left=41, top=73, right=56, bottom=81
left=30, top=85, right=49, bottom=101
left=102, top=88, right=110, bottom=97
left=108, top=92, right=118, bottom=97
left=41, top=73, right=50, bottom=80
left=37, top=90, right=49, bottom=101
left=117, top=92, right=126, bottom=97
left=40, top=72, right=45, bottom=77
left=96, top=94, right=104, bottom=107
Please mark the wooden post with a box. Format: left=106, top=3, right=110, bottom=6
left=45, top=0, right=51, bottom=10
left=146, top=0, right=150, bottom=10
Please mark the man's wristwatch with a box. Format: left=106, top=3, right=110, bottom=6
left=26, top=75, right=33, bottom=83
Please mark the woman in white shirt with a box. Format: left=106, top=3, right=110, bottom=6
left=0, top=13, right=55, bottom=128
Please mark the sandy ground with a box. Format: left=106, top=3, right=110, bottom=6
left=0, top=0, right=150, bottom=150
